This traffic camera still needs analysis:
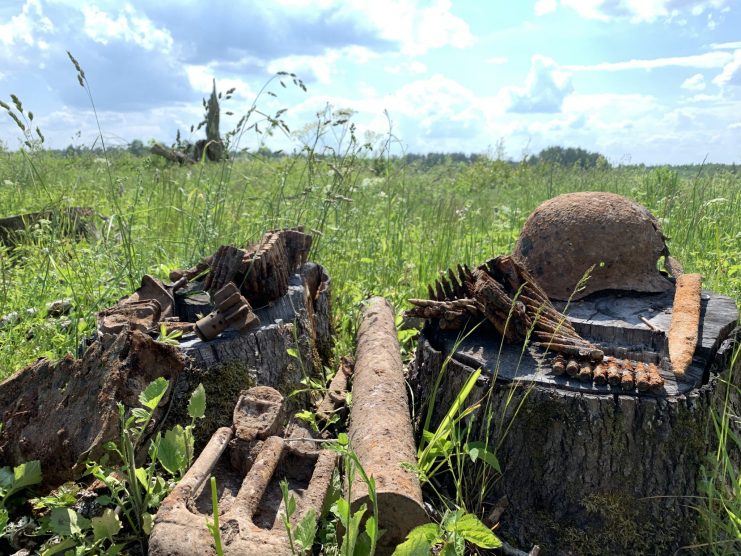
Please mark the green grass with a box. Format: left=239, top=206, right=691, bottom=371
left=0, top=138, right=739, bottom=553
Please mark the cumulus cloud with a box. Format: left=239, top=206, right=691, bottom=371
left=712, top=50, right=741, bottom=87
left=505, top=55, right=574, bottom=113
left=81, top=4, right=173, bottom=53
left=681, top=73, right=706, bottom=90
left=0, top=0, right=54, bottom=56
left=268, top=46, right=378, bottom=84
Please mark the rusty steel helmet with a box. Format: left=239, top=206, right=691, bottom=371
left=513, top=192, right=674, bottom=301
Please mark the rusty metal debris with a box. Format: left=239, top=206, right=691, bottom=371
left=316, top=356, right=353, bottom=425
left=550, top=355, right=665, bottom=392
left=407, top=255, right=604, bottom=364
left=150, top=386, right=336, bottom=556
left=95, top=228, right=313, bottom=346
left=668, top=273, right=702, bottom=377
left=351, top=297, right=428, bottom=553
left=197, top=228, right=313, bottom=307
left=194, top=283, right=259, bottom=341
left=97, top=274, right=185, bottom=347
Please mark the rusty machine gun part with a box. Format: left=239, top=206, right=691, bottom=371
left=150, top=386, right=336, bottom=556
left=668, top=273, right=703, bottom=377
left=407, top=255, right=673, bottom=393
left=351, top=297, right=428, bottom=553
left=407, top=255, right=604, bottom=361
left=194, top=282, right=259, bottom=341
left=197, top=228, right=313, bottom=307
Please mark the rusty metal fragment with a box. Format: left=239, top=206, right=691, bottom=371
left=566, top=359, right=579, bottom=377
left=195, top=282, right=259, bottom=341
left=350, top=297, right=428, bottom=553
left=316, top=356, right=353, bottom=425
left=407, top=256, right=603, bottom=368
left=192, top=228, right=312, bottom=308
left=578, top=364, right=593, bottom=382
left=150, top=386, right=335, bottom=556
left=551, top=355, right=566, bottom=376
left=668, top=273, right=702, bottom=377
left=96, top=274, right=181, bottom=346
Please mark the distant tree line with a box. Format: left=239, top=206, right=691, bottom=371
left=29, top=142, right=738, bottom=174
left=526, top=146, right=610, bottom=169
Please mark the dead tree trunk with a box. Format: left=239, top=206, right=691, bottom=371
left=411, top=289, right=739, bottom=555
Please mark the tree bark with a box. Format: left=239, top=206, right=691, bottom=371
left=410, top=290, right=739, bottom=555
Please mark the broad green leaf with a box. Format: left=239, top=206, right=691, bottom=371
left=40, top=537, right=77, bottom=556
left=451, top=512, right=501, bottom=549
left=135, top=467, right=149, bottom=490
left=294, top=507, right=317, bottom=553
left=334, top=498, right=351, bottom=527
left=158, top=426, right=187, bottom=476
left=13, top=459, right=42, bottom=490
left=103, top=544, right=126, bottom=556
left=286, top=347, right=299, bottom=358
left=49, top=507, right=90, bottom=537
left=187, top=383, right=206, bottom=419
left=138, top=377, right=169, bottom=410
left=142, top=512, right=154, bottom=534
left=0, top=466, right=14, bottom=491
left=465, top=442, right=501, bottom=473
left=1, top=460, right=42, bottom=499
left=92, top=508, right=122, bottom=541
left=391, top=523, right=439, bottom=556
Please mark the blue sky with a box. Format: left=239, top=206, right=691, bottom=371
left=0, top=0, right=739, bottom=164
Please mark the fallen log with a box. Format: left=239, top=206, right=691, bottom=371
left=0, top=207, right=99, bottom=245
left=150, top=142, right=193, bottom=165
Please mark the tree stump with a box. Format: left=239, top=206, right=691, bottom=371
left=163, top=263, right=332, bottom=447
left=0, top=263, right=331, bottom=488
left=411, top=289, right=739, bottom=555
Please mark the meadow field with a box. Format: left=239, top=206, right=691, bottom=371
left=0, top=129, right=739, bottom=553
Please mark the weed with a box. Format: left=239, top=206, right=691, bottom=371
left=392, top=507, right=501, bottom=556
left=206, top=476, right=224, bottom=556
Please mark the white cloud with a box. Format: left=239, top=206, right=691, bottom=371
left=565, top=51, right=732, bottom=71
left=268, top=46, right=377, bottom=84
left=384, top=60, right=428, bottom=75
left=681, top=73, right=706, bottom=91
left=534, top=0, right=558, bottom=16
left=185, top=64, right=255, bottom=100
left=541, top=0, right=732, bottom=23
left=341, top=0, right=474, bottom=56
left=710, top=41, right=741, bottom=50
left=712, top=50, right=741, bottom=87
left=505, top=55, right=574, bottom=113
left=0, top=0, right=54, bottom=48
left=81, top=4, right=173, bottom=53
